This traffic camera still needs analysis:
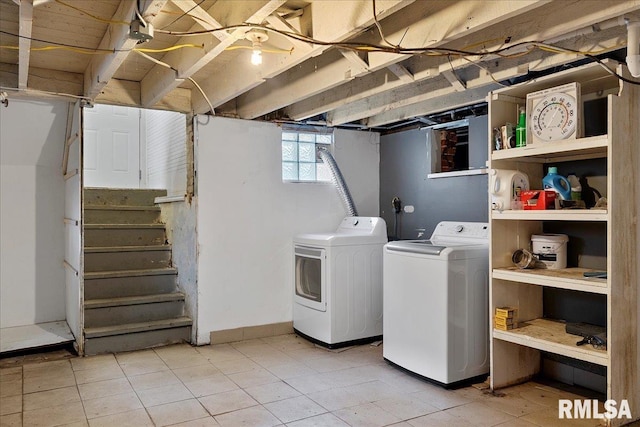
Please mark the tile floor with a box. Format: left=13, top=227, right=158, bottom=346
left=0, top=334, right=610, bottom=426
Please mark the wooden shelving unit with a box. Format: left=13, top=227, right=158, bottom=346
left=493, top=318, right=608, bottom=367
left=487, top=61, right=639, bottom=426
left=492, top=267, right=608, bottom=294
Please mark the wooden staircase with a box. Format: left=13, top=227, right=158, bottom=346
left=83, top=188, right=191, bottom=355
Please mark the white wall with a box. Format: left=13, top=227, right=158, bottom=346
left=144, top=109, right=187, bottom=197
left=0, top=99, right=67, bottom=328
left=195, top=116, right=380, bottom=344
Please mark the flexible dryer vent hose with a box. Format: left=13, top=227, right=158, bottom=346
left=317, top=146, right=358, bottom=217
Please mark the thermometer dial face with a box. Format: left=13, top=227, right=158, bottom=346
left=531, top=93, right=578, bottom=141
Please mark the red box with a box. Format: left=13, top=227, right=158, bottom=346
left=521, top=190, right=556, bottom=210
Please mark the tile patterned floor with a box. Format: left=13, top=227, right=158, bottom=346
left=0, top=335, right=609, bottom=426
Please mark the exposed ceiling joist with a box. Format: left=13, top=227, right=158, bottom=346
left=84, top=0, right=168, bottom=99
left=2, top=0, right=639, bottom=131
left=339, top=49, right=369, bottom=76
left=18, top=0, right=33, bottom=89
left=292, top=0, right=639, bottom=127
left=366, top=83, right=500, bottom=128
left=441, top=69, right=466, bottom=91
left=387, top=63, right=413, bottom=83
left=228, top=0, right=550, bottom=119
left=140, top=0, right=286, bottom=108
left=191, top=0, right=414, bottom=114
left=365, top=30, right=628, bottom=128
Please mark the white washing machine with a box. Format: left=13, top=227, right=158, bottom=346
left=293, top=217, right=387, bottom=348
left=383, top=221, right=489, bottom=387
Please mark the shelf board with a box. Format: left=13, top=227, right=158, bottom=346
left=492, top=267, right=608, bottom=294
left=491, top=209, right=607, bottom=221
left=493, top=318, right=608, bottom=367
left=491, top=135, right=608, bottom=163
left=427, top=168, right=488, bottom=179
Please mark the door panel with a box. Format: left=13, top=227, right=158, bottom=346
left=83, top=104, right=140, bottom=188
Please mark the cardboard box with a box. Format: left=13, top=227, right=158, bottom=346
left=494, top=316, right=515, bottom=326
left=495, top=307, right=518, bottom=318
left=521, top=190, right=556, bottom=210
left=495, top=323, right=516, bottom=331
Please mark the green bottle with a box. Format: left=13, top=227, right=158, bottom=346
left=516, top=107, right=526, bottom=148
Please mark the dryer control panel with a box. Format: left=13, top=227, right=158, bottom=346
left=336, top=216, right=386, bottom=237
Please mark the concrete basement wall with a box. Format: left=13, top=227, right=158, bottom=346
left=0, top=99, right=67, bottom=327
left=194, top=116, right=380, bottom=344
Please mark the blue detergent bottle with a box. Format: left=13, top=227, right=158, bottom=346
left=543, top=167, right=572, bottom=200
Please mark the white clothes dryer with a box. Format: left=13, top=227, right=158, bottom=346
left=293, top=217, right=387, bottom=348
left=383, top=221, right=489, bottom=387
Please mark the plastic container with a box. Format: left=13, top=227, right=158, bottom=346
left=515, top=107, right=526, bottom=148
left=567, top=173, right=582, bottom=201
left=543, top=167, right=571, bottom=201
left=531, top=234, right=568, bottom=269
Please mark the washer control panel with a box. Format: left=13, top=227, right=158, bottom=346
left=431, top=222, right=489, bottom=241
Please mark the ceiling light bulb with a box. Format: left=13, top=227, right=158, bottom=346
left=251, top=47, right=263, bottom=65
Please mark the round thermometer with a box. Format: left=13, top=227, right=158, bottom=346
left=530, top=92, right=578, bottom=141
left=526, top=82, right=581, bottom=143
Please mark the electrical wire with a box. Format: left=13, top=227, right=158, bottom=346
left=224, top=45, right=294, bottom=55
left=135, top=44, right=203, bottom=53
left=159, top=0, right=207, bottom=30
left=135, top=4, right=147, bottom=28
left=134, top=50, right=215, bottom=115
left=372, top=0, right=398, bottom=49
left=1, top=12, right=638, bottom=87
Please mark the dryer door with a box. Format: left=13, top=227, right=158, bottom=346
left=294, top=246, right=326, bottom=312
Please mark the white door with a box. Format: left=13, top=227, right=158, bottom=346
left=83, top=104, right=140, bottom=188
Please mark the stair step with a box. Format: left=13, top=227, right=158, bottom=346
left=83, top=320, right=191, bottom=355
left=84, top=225, right=165, bottom=247
left=85, top=205, right=162, bottom=211
left=84, top=245, right=172, bottom=272
left=84, top=271, right=177, bottom=300
left=84, top=188, right=167, bottom=207
left=84, top=296, right=186, bottom=328
left=84, top=245, right=171, bottom=253
left=85, top=224, right=166, bottom=229
left=85, top=317, right=192, bottom=339
left=86, top=293, right=185, bottom=309
left=85, top=205, right=161, bottom=225
left=84, top=268, right=177, bottom=280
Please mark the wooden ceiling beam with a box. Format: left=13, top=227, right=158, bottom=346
left=140, top=0, right=286, bottom=109
left=288, top=0, right=638, bottom=126
left=83, top=0, right=168, bottom=99
left=387, top=64, right=414, bottom=84
left=364, top=31, right=627, bottom=128
left=190, top=0, right=414, bottom=114
left=230, top=0, right=548, bottom=120
left=96, top=79, right=191, bottom=113
left=18, top=0, right=33, bottom=89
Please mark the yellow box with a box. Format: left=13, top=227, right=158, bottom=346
left=495, top=323, right=516, bottom=331
left=494, top=316, right=515, bottom=327
left=495, top=307, right=517, bottom=318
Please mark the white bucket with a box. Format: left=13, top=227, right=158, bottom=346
left=531, top=234, right=568, bottom=269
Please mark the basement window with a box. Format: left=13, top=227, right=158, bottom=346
left=281, top=130, right=333, bottom=182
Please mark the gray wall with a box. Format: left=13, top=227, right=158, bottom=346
left=379, top=115, right=489, bottom=239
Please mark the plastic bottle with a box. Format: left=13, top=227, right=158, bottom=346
left=567, top=173, right=582, bottom=201
left=515, top=107, right=527, bottom=148
left=543, top=167, right=572, bottom=200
